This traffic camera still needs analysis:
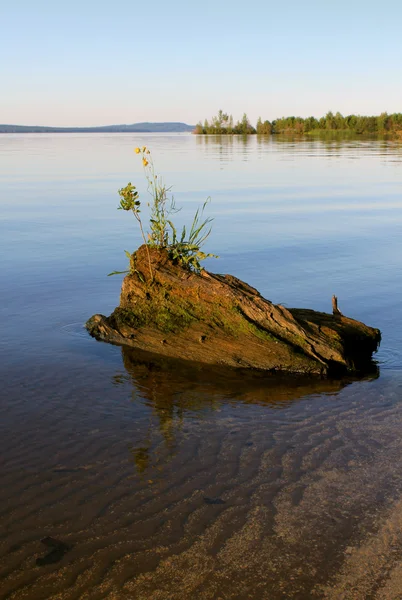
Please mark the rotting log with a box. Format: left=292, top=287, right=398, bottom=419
left=86, top=245, right=381, bottom=377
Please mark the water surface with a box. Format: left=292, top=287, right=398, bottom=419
left=1, top=134, right=402, bottom=599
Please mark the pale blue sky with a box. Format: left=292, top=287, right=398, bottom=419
left=2, top=0, right=402, bottom=126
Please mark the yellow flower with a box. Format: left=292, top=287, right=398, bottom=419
left=142, top=158, right=149, bottom=167
left=146, top=149, right=151, bottom=154
left=135, top=147, right=140, bottom=154
left=142, top=146, right=147, bottom=152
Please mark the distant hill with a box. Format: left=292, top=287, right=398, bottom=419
left=0, top=122, right=195, bottom=133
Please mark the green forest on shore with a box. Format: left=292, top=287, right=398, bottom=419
left=195, top=110, right=402, bottom=136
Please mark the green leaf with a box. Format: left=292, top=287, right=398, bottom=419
left=107, top=270, right=130, bottom=276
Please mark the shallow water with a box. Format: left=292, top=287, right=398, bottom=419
left=1, top=134, right=402, bottom=599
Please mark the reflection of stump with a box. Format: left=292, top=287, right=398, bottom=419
left=332, top=295, right=342, bottom=316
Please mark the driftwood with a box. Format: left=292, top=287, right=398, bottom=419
left=86, top=245, right=381, bottom=377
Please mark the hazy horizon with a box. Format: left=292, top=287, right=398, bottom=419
left=0, top=120, right=196, bottom=128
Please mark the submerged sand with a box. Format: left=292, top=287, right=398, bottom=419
left=1, top=350, right=402, bottom=599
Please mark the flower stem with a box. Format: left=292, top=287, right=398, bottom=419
left=133, top=210, right=153, bottom=281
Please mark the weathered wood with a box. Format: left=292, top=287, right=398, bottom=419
left=332, top=294, right=343, bottom=316
left=86, top=245, right=381, bottom=377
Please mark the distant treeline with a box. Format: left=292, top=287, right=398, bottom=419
left=194, top=112, right=257, bottom=135
left=195, top=111, right=402, bottom=135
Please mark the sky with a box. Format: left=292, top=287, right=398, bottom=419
left=2, top=0, right=402, bottom=126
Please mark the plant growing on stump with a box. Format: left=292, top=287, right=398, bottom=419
left=110, top=146, right=218, bottom=278
left=115, top=181, right=153, bottom=280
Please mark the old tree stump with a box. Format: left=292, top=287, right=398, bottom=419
left=86, top=246, right=381, bottom=377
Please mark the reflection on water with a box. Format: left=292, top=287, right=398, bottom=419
left=1, top=133, right=402, bottom=598
left=196, top=133, right=402, bottom=166
left=119, top=346, right=378, bottom=477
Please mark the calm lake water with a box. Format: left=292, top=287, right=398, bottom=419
left=1, top=133, right=402, bottom=599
